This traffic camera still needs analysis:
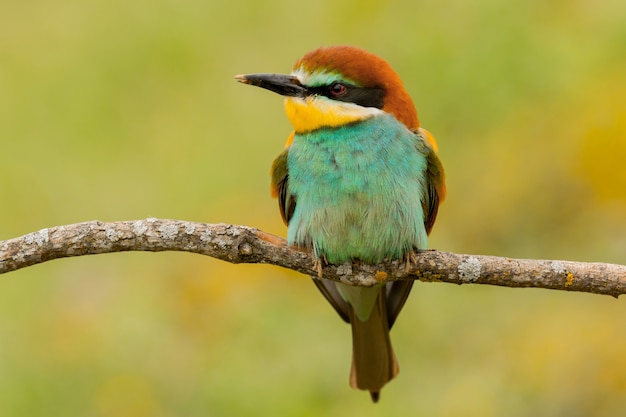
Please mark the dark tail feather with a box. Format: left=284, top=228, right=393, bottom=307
left=348, top=287, right=399, bottom=402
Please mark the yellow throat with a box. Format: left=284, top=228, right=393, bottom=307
left=284, top=96, right=383, bottom=133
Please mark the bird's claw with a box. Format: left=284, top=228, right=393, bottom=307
left=404, top=251, right=418, bottom=273
left=313, top=256, right=326, bottom=278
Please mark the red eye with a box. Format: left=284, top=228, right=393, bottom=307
left=330, top=82, right=347, bottom=96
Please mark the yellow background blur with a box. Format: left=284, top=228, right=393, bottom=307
left=1, top=0, right=626, bottom=415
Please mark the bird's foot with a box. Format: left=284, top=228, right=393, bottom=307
left=404, top=251, right=418, bottom=273
left=312, top=255, right=328, bottom=278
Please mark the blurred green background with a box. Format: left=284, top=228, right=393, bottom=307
left=1, top=0, right=626, bottom=415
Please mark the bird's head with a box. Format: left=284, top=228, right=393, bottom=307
left=236, top=45, right=421, bottom=135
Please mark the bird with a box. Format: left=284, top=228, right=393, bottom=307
left=235, top=45, right=446, bottom=402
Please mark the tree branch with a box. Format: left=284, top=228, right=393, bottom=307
left=1, top=218, right=624, bottom=297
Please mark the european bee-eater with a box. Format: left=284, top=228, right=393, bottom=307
left=236, top=45, right=446, bottom=402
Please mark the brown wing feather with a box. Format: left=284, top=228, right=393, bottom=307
left=385, top=280, right=414, bottom=329
left=422, top=138, right=446, bottom=236
left=270, top=148, right=296, bottom=225
left=313, top=278, right=350, bottom=323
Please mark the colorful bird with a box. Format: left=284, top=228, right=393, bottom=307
left=236, top=45, right=445, bottom=402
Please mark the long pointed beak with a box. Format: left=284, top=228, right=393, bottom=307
left=235, top=73, right=308, bottom=98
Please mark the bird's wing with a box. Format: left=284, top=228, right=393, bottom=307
left=384, top=280, right=414, bottom=329
left=385, top=128, right=446, bottom=328
left=313, top=278, right=351, bottom=323
left=418, top=128, right=447, bottom=236
left=270, top=144, right=296, bottom=225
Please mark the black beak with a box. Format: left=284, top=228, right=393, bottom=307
left=235, top=73, right=308, bottom=98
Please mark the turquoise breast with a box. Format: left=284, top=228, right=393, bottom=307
left=287, top=114, right=429, bottom=264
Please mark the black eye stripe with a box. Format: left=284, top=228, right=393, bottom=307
left=308, top=84, right=385, bottom=109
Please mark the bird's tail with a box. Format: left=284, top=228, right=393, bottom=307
left=348, top=287, right=399, bottom=402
